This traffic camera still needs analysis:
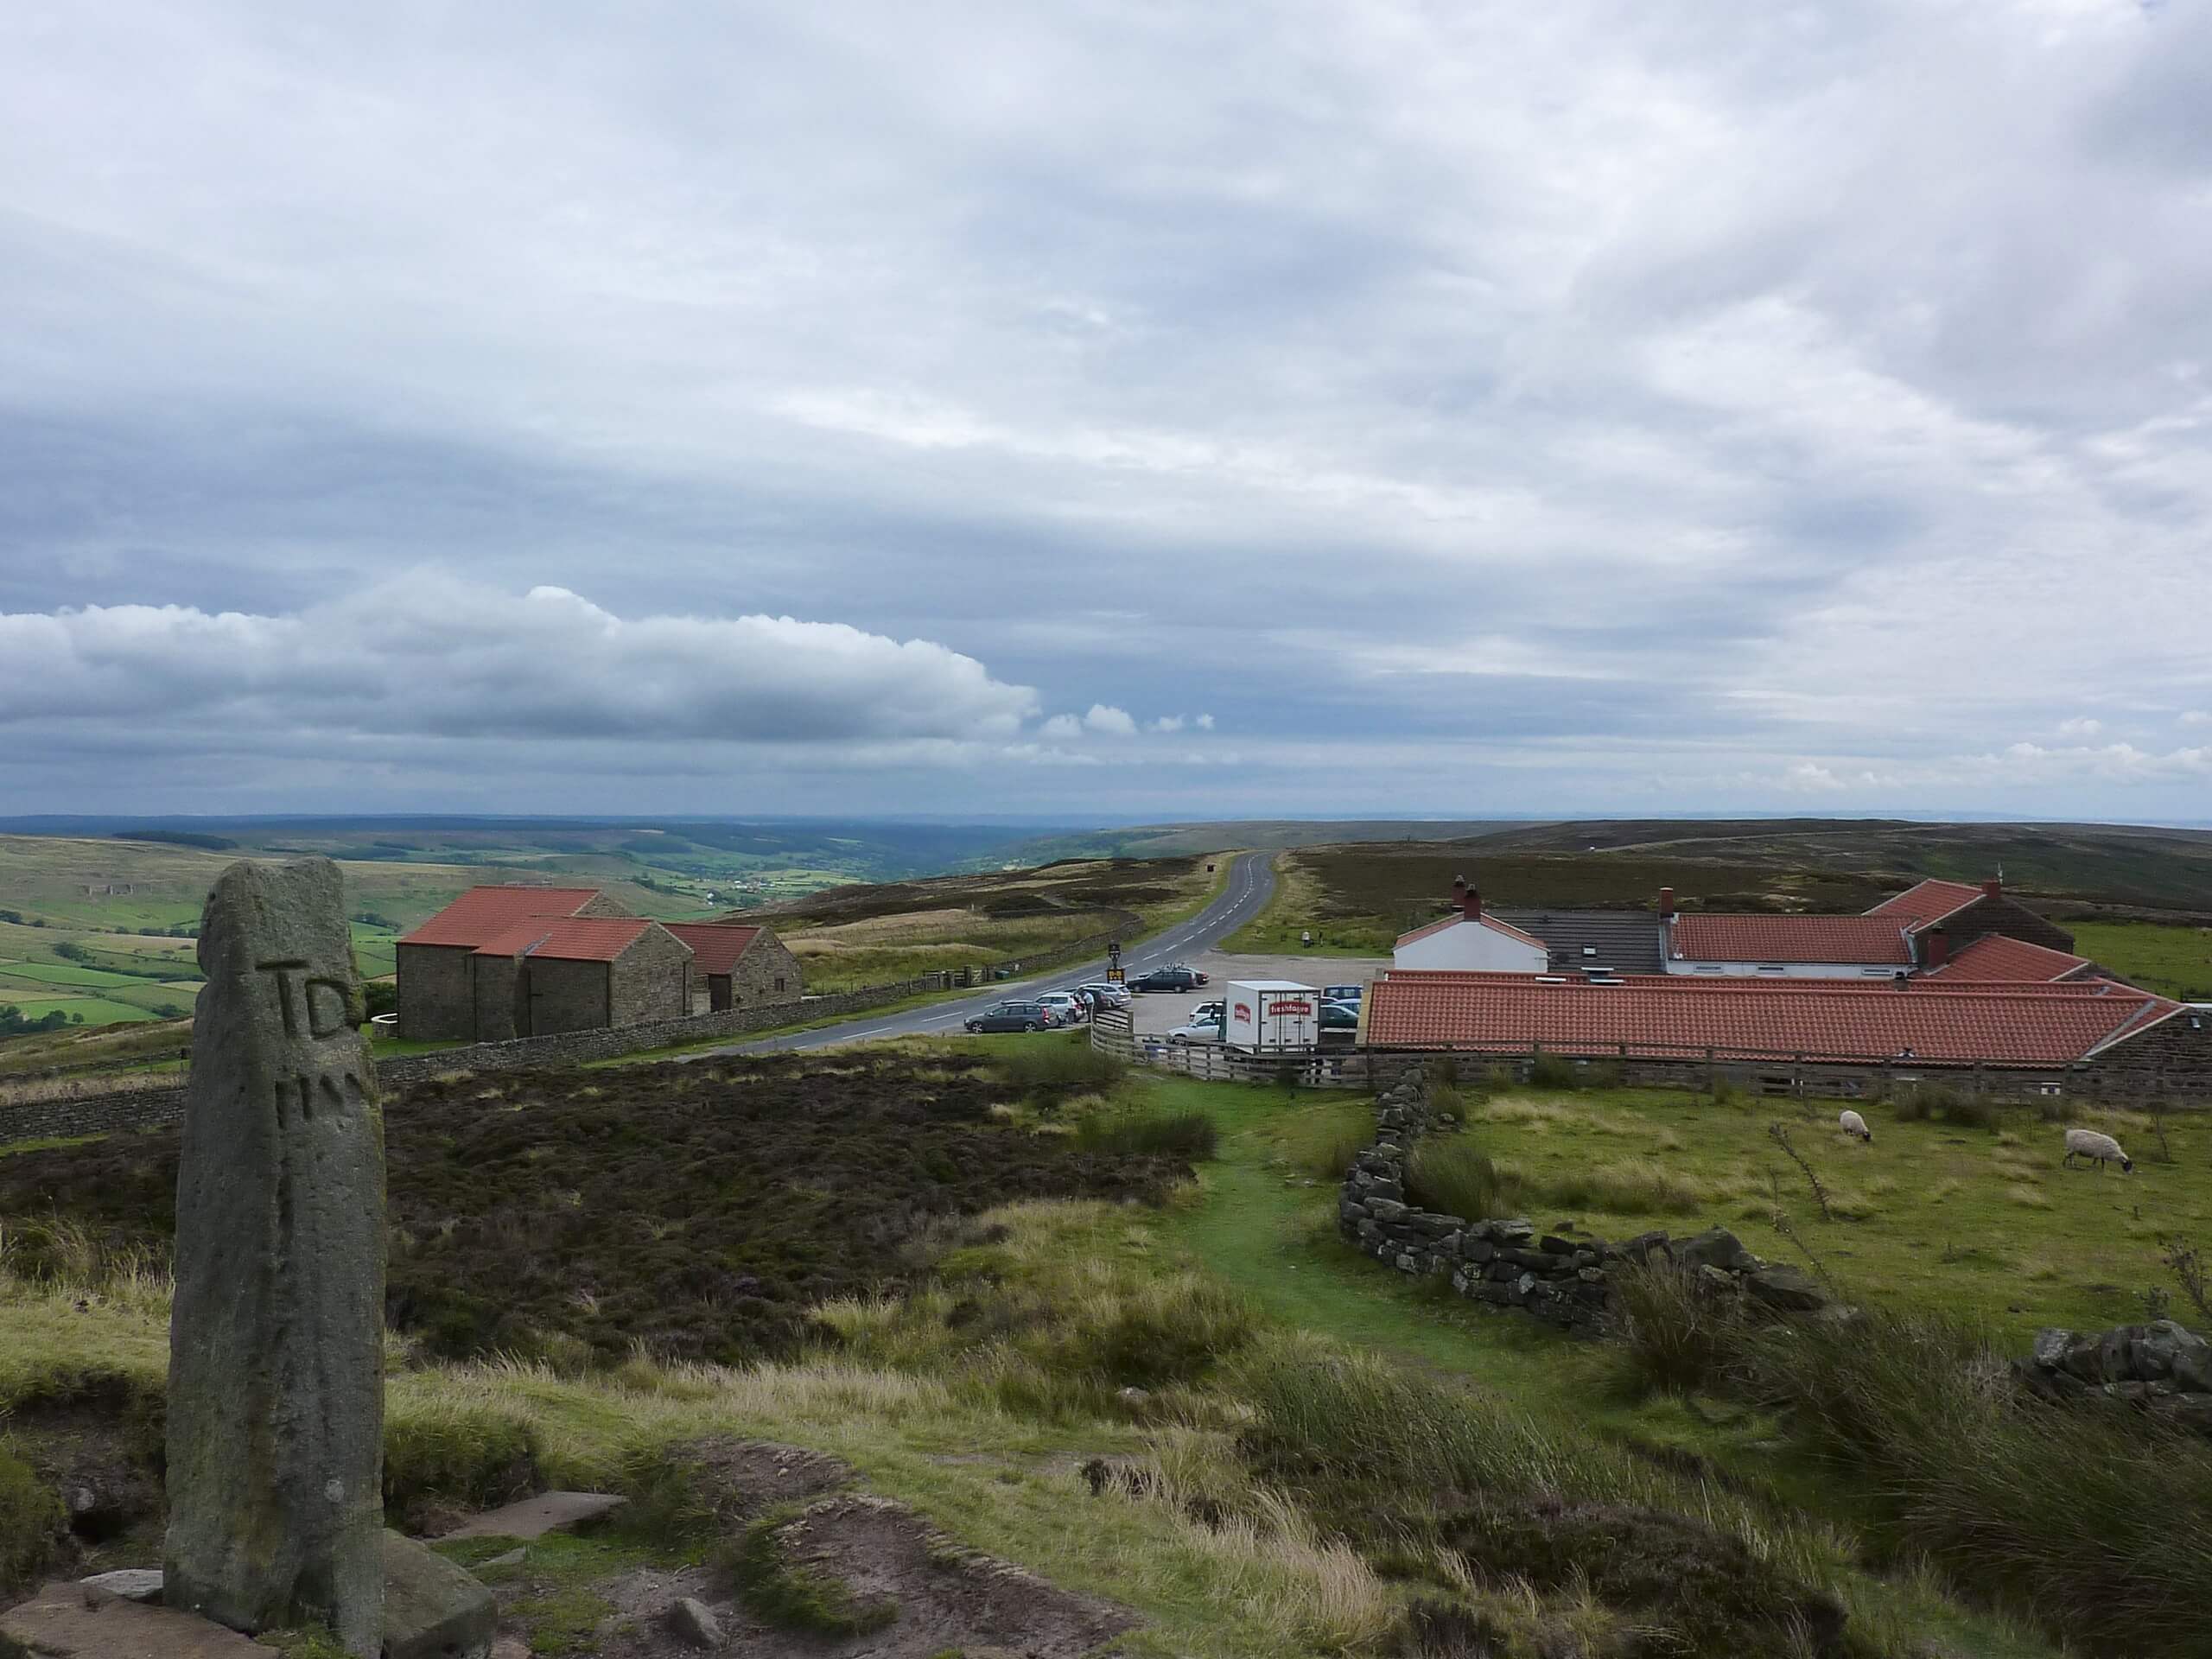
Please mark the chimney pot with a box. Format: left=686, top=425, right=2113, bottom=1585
left=1982, top=878, right=2002, bottom=902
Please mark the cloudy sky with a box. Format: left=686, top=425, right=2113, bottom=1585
left=3, top=1, right=2209, bottom=822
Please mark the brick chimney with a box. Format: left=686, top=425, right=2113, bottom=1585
left=1461, top=884, right=1483, bottom=921
left=1658, top=887, right=1676, bottom=921
left=1982, top=877, right=2003, bottom=902
left=1451, top=874, right=1468, bottom=911
left=1923, top=928, right=1949, bottom=970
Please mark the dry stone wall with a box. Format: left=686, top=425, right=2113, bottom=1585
left=1337, top=1071, right=1826, bottom=1331
left=2015, top=1319, right=2212, bottom=1435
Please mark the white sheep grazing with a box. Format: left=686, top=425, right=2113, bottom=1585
left=2062, top=1127, right=2133, bottom=1173
left=1839, top=1109, right=1872, bottom=1143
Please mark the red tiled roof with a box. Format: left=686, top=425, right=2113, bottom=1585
left=662, top=923, right=763, bottom=976
left=1363, top=969, right=2179, bottom=1067
left=1669, top=913, right=1911, bottom=966
left=470, top=916, right=656, bottom=963
left=1866, top=879, right=1986, bottom=929
left=1395, top=911, right=1547, bottom=950
left=399, top=886, right=606, bottom=948
left=1927, top=935, right=2094, bottom=983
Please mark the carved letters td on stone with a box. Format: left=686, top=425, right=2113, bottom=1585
left=164, top=857, right=387, bottom=1657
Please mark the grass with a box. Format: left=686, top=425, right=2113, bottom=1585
left=724, top=1505, right=899, bottom=1635
left=1000, top=1034, right=1128, bottom=1108
left=1405, top=1138, right=1516, bottom=1220
left=2070, top=918, right=2212, bottom=1001
left=4, top=1048, right=2187, bottom=1656
left=0, top=1441, right=62, bottom=1592
left=1074, top=1107, right=1220, bottom=1160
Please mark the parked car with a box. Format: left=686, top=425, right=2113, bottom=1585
left=964, top=1001, right=1055, bottom=1033
left=1319, top=1000, right=1361, bottom=1031
left=1168, top=1013, right=1224, bottom=1044
left=1128, top=966, right=1205, bottom=993
left=1168, top=963, right=1211, bottom=985
left=1036, top=991, right=1089, bottom=1025
left=1076, top=983, right=1130, bottom=1012
left=1324, top=984, right=1364, bottom=1005
left=1189, top=999, right=1225, bottom=1026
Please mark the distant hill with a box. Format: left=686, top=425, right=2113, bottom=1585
left=995, top=819, right=1539, bottom=863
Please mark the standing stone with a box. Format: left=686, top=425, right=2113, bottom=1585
left=164, top=858, right=385, bottom=1656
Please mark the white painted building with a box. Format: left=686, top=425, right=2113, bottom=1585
left=1392, top=879, right=1548, bottom=974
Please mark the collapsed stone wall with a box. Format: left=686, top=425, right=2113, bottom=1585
left=2015, top=1319, right=2212, bottom=1436
left=1336, top=1071, right=1825, bottom=1331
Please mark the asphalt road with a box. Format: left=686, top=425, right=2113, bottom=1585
left=692, top=850, right=1275, bottom=1057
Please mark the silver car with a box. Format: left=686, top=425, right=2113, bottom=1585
left=1036, top=991, right=1089, bottom=1025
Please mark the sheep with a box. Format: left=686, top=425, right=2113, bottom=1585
left=1839, top=1109, right=1872, bottom=1144
left=2062, top=1127, right=2133, bottom=1173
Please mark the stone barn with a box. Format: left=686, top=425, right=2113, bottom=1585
left=663, top=922, right=804, bottom=1013
left=397, top=885, right=690, bottom=1040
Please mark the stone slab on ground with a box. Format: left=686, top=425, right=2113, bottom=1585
left=79, top=1567, right=166, bottom=1603
left=0, top=1580, right=265, bottom=1656
left=442, top=1490, right=628, bottom=1541
left=383, top=1529, right=497, bottom=1659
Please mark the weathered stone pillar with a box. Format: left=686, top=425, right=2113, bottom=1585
left=164, top=857, right=385, bottom=1656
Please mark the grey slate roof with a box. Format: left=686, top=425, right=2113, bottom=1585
left=1490, top=909, right=1664, bottom=976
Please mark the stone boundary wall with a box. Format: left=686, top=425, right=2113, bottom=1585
left=2014, top=1319, right=2212, bottom=1435
left=1336, top=1071, right=1825, bottom=1332
left=0, top=914, right=1143, bottom=1147
left=0, top=1083, right=190, bottom=1145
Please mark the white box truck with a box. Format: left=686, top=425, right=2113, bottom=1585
left=1224, top=980, right=1319, bottom=1051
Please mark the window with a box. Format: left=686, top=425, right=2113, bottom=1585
left=1757, top=964, right=1785, bottom=976
left=775, top=976, right=786, bottom=991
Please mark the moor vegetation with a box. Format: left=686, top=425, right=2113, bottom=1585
left=0, top=1053, right=1190, bottom=1365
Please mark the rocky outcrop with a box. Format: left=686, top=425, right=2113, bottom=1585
left=1338, top=1076, right=1828, bottom=1332
left=2015, top=1319, right=2212, bottom=1435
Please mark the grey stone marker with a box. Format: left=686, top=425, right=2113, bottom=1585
left=163, top=858, right=386, bottom=1656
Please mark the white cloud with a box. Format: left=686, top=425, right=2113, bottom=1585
left=2056, top=717, right=2104, bottom=737
left=2183, top=711, right=2212, bottom=728
left=0, top=578, right=1039, bottom=744
left=1039, top=713, right=1084, bottom=740
left=1082, top=703, right=1137, bottom=736
left=1150, top=715, right=1185, bottom=733
left=1195, top=714, right=1216, bottom=731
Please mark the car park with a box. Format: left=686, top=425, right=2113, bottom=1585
left=1168, top=1013, right=1224, bottom=1043
left=963, top=1001, right=1056, bottom=1033
left=1036, top=991, right=1089, bottom=1024
left=1128, top=965, right=1206, bottom=993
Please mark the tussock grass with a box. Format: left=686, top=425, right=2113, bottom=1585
left=1604, top=1262, right=1751, bottom=1399
left=1405, top=1139, right=1516, bottom=1221
left=0, top=1441, right=63, bottom=1592
left=1730, top=1309, right=2212, bottom=1656
left=1075, top=1108, right=1218, bottom=1161
left=1506, top=1157, right=1717, bottom=1218
left=999, top=1037, right=1128, bottom=1108
left=1232, top=1333, right=1860, bottom=1654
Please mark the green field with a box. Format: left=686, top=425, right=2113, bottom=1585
left=2071, top=918, right=2212, bottom=1002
